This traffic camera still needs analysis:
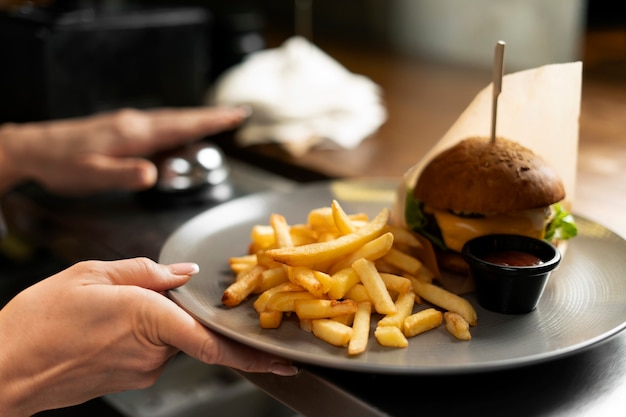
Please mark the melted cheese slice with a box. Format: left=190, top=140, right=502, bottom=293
left=432, top=208, right=549, bottom=252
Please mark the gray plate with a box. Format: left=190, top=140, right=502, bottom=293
left=161, top=179, right=626, bottom=374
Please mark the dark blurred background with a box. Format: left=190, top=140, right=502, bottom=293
left=1, top=0, right=624, bottom=124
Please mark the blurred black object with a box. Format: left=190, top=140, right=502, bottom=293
left=0, top=1, right=264, bottom=124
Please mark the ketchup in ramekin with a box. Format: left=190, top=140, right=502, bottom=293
left=462, top=234, right=561, bottom=314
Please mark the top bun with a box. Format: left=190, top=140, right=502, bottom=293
left=414, top=136, right=565, bottom=213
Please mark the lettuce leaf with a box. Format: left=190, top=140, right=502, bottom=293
left=545, top=203, right=578, bottom=241
left=404, top=189, right=447, bottom=250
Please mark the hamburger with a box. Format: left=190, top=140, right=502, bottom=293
left=405, top=136, right=578, bottom=275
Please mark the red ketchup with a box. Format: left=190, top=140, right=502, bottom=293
left=482, top=250, right=543, bottom=267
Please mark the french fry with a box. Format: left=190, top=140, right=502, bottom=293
left=313, top=270, right=333, bottom=295
left=253, top=282, right=303, bottom=313
left=270, top=214, right=294, bottom=248
left=403, top=308, right=443, bottom=337
left=343, top=283, right=371, bottom=303
left=328, top=232, right=394, bottom=274
left=265, top=291, right=319, bottom=312
left=255, top=250, right=283, bottom=269
left=377, top=291, right=416, bottom=328
left=352, top=258, right=397, bottom=315
left=381, top=247, right=423, bottom=276
left=229, top=254, right=257, bottom=273
left=307, top=207, right=338, bottom=233
left=311, top=319, right=353, bottom=346
left=415, top=265, right=437, bottom=284
left=265, top=208, right=390, bottom=268
left=385, top=224, right=424, bottom=249
left=259, top=310, right=283, bottom=329
left=444, top=311, right=472, bottom=341
left=410, top=277, right=478, bottom=326
left=331, top=199, right=357, bottom=235
left=311, top=319, right=353, bottom=347
left=295, top=299, right=357, bottom=320
left=250, top=225, right=275, bottom=250
left=222, top=265, right=266, bottom=307
left=255, top=266, right=289, bottom=293
left=348, top=301, right=372, bottom=356
left=332, top=313, right=355, bottom=326
left=379, top=273, right=413, bottom=295
left=289, top=224, right=318, bottom=246
left=375, top=325, right=408, bottom=348
left=327, top=267, right=361, bottom=300
left=287, top=266, right=325, bottom=298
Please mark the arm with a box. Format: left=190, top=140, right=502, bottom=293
left=0, top=258, right=297, bottom=416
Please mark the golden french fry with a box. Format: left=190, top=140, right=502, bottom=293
left=259, top=310, right=283, bottom=329
left=287, top=266, right=325, bottom=298
left=265, top=291, right=319, bottom=312
left=229, top=254, right=257, bottom=268
left=415, top=265, right=436, bottom=284
left=270, top=213, right=294, bottom=248
left=313, top=270, right=333, bottom=294
left=253, top=282, right=305, bottom=313
left=381, top=247, right=423, bottom=276
left=265, top=208, right=390, bottom=268
left=377, top=291, right=416, bottom=328
left=311, top=319, right=353, bottom=347
left=307, top=207, right=338, bottom=233
left=222, top=265, right=266, bottom=307
left=255, top=250, right=282, bottom=269
left=352, top=258, right=397, bottom=315
left=348, top=301, right=372, bottom=356
left=289, top=224, right=318, bottom=246
left=332, top=313, right=355, bottom=326
left=403, top=308, right=443, bottom=337
left=251, top=225, right=275, bottom=250
left=385, top=224, right=424, bottom=249
left=379, top=273, right=413, bottom=295
left=329, top=232, right=394, bottom=274
left=295, top=299, right=357, bottom=320
left=331, top=199, right=357, bottom=235
left=410, top=277, right=478, bottom=326
left=327, top=267, right=361, bottom=300
left=374, top=325, right=408, bottom=348
left=444, top=311, right=472, bottom=341
left=255, top=266, right=289, bottom=293
left=230, top=262, right=255, bottom=274
left=343, top=283, right=371, bottom=303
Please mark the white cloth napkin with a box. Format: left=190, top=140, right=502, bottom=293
left=209, top=36, right=387, bottom=157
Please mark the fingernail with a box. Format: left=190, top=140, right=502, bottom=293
left=168, top=262, right=200, bottom=276
left=269, top=361, right=299, bottom=377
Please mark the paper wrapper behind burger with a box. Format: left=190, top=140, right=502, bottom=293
left=392, top=62, right=582, bottom=295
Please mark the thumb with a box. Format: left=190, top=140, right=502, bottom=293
left=102, top=258, right=199, bottom=292
left=154, top=302, right=299, bottom=376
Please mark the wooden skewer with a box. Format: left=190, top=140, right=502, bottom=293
left=491, top=40, right=506, bottom=143
left=295, top=0, right=313, bottom=40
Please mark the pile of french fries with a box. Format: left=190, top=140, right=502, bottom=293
left=222, top=200, right=477, bottom=356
